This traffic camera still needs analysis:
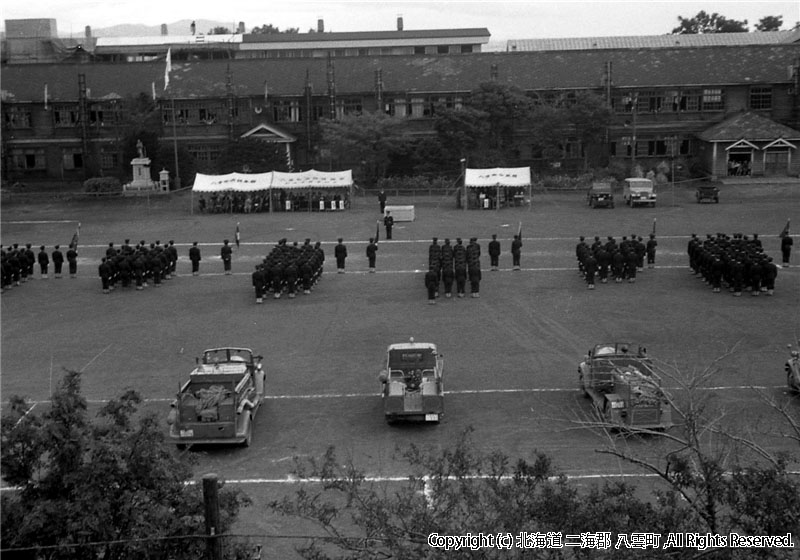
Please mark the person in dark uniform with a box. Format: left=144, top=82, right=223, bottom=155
left=221, top=239, right=232, bottom=275
left=51, top=245, right=64, bottom=278
left=596, top=246, right=611, bottom=283
left=270, top=260, right=284, bottom=298
left=576, top=236, right=589, bottom=275
left=335, top=238, right=347, bottom=273
left=37, top=245, right=49, bottom=279
left=189, top=242, right=201, bottom=275
left=428, top=238, right=442, bottom=294
left=285, top=260, right=299, bottom=298
left=453, top=238, right=467, bottom=298
left=634, top=236, right=646, bottom=271
left=66, top=244, right=78, bottom=278
left=378, top=189, right=387, bottom=214
left=466, top=237, right=481, bottom=298
left=646, top=234, right=658, bottom=269
left=584, top=252, right=598, bottom=289
left=511, top=234, right=522, bottom=271
left=366, top=238, right=378, bottom=272
left=383, top=212, right=394, bottom=240
left=781, top=233, right=793, bottom=267
left=168, top=240, right=178, bottom=277
left=425, top=266, right=439, bottom=304
left=762, top=256, right=778, bottom=296
left=488, top=234, right=501, bottom=271
left=252, top=265, right=266, bottom=304
left=441, top=238, right=454, bottom=298
left=624, top=250, right=638, bottom=283
left=612, top=249, right=625, bottom=283
left=23, top=244, right=35, bottom=281
left=98, top=257, right=111, bottom=294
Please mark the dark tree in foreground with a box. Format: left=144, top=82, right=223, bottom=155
left=671, top=10, right=749, bottom=33
left=1, top=370, right=251, bottom=560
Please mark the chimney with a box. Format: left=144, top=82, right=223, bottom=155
left=161, top=23, right=168, bottom=36
left=397, top=15, right=403, bottom=31
left=85, top=25, right=92, bottom=39
left=238, top=21, right=245, bottom=33
left=317, top=18, right=324, bottom=33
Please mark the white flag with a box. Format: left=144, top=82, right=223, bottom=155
left=44, top=83, right=49, bottom=110
left=164, top=48, right=172, bottom=90
left=152, top=82, right=157, bottom=101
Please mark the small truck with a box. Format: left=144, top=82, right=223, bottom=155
left=622, top=178, right=657, bottom=207
left=587, top=182, right=615, bottom=208
left=378, top=338, right=444, bottom=424
left=578, top=343, right=672, bottom=431
left=167, top=347, right=265, bottom=448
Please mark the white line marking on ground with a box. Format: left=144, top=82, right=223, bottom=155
left=3, top=220, right=78, bottom=224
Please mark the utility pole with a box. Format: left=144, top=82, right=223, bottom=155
left=203, top=473, right=222, bottom=560
left=78, top=74, right=90, bottom=179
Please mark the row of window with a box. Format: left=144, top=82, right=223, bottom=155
left=236, top=44, right=475, bottom=59
left=3, top=87, right=774, bottom=130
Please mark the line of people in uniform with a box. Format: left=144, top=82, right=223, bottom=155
left=1, top=243, right=78, bottom=292
left=98, top=240, right=179, bottom=294
left=687, top=233, right=779, bottom=296
left=575, top=234, right=657, bottom=289
left=251, top=239, right=325, bottom=303
left=425, top=237, right=484, bottom=303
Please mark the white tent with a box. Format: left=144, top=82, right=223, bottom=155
left=191, top=170, right=354, bottom=213
left=463, top=167, right=531, bottom=210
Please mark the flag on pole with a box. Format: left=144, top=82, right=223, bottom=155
left=152, top=81, right=157, bottom=101
left=517, top=221, right=522, bottom=240
left=70, top=222, right=81, bottom=250
left=264, top=80, right=269, bottom=103
left=375, top=220, right=381, bottom=244
left=164, top=48, right=172, bottom=90
left=652, top=218, right=657, bottom=236
left=235, top=223, right=241, bottom=248
left=779, top=219, right=790, bottom=238
left=44, top=83, right=49, bottom=110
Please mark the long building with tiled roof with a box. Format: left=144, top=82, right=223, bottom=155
left=2, top=34, right=800, bottom=184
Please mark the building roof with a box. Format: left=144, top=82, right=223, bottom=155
left=697, top=111, right=800, bottom=142
left=507, top=29, right=800, bottom=52
left=242, top=28, right=491, bottom=44
left=1, top=44, right=797, bottom=102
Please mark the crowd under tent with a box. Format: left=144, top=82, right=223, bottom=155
left=462, top=167, right=532, bottom=210
left=191, top=170, right=354, bottom=213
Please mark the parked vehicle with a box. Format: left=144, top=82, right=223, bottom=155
left=696, top=184, right=720, bottom=203
left=378, top=338, right=444, bottom=424
left=787, top=345, right=800, bottom=393
left=622, top=178, right=656, bottom=207
left=587, top=182, right=615, bottom=208
left=167, top=347, right=265, bottom=448
left=578, top=343, right=672, bottom=430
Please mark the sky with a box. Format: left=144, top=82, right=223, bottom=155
left=2, top=0, right=798, bottom=42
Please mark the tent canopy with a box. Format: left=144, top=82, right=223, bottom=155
left=465, top=167, right=531, bottom=187
left=192, top=170, right=353, bottom=192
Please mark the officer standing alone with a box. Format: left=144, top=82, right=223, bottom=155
left=220, top=240, right=232, bottom=275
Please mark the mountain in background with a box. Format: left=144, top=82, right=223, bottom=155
left=89, top=19, right=235, bottom=37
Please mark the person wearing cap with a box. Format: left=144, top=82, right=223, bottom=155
left=378, top=189, right=387, bottom=214
left=646, top=234, right=658, bottom=269
left=781, top=232, right=793, bottom=268
left=488, top=234, right=501, bottom=271
left=425, top=266, right=439, bottom=304
left=383, top=212, right=394, bottom=240
left=23, top=243, right=35, bottom=280
left=220, top=239, right=232, bottom=275
left=453, top=238, right=467, bottom=298
left=335, top=238, right=347, bottom=273
left=466, top=237, right=481, bottom=298
left=51, top=245, right=64, bottom=278
left=366, top=237, right=378, bottom=273
left=252, top=264, right=266, bottom=304
left=168, top=240, right=178, bottom=277
left=66, top=244, right=78, bottom=278
left=37, top=245, right=49, bottom=279
left=189, top=242, right=201, bottom=276
left=98, top=257, right=111, bottom=294
left=511, top=234, right=523, bottom=271
left=441, top=238, right=454, bottom=297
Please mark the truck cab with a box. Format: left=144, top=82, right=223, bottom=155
left=587, top=182, right=615, bottom=208
left=622, top=178, right=656, bottom=207
left=379, top=339, right=444, bottom=424
left=578, top=343, right=672, bottom=431
left=167, top=347, right=265, bottom=448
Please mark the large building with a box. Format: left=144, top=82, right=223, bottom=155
left=2, top=18, right=799, bottom=186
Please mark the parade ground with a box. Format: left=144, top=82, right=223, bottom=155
left=2, top=183, right=799, bottom=556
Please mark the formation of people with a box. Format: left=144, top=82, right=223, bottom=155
left=98, top=240, right=179, bottom=293
left=198, top=190, right=349, bottom=214
left=687, top=233, right=779, bottom=296
left=575, top=234, right=657, bottom=289
left=251, top=239, right=325, bottom=303
left=1, top=243, right=77, bottom=292
left=424, top=237, right=488, bottom=303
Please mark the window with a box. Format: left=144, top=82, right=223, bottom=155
left=187, top=144, right=222, bottom=166
left=414, top=46, right=425, bottom=55
left=702, top=89, right=724, bottom=111
left=62, top=150, right=83, bottom=170
left=750, top=86, right=772, bottom=110
left=273, top=99, right=301, bottom=122
left=460, top=44, right=473, bottom=53
left=89, top=108, right=105, bottom=126
left=11, top=149, right=45, bottom=170
left=358, top=48, right=369, bottom=56
left=53, top=105, right=80, bottom=127
left=4, top=106, right=32, bottom=128
left=437, top=45, right=449, bottom=54
left=101, top=149, right=119, bottom=169
left=336, top=97, right=362, bottom=118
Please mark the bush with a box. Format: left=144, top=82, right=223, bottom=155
left=377, top=175, right=454, bottom=193
left=83, top=177, right=122, bottom=194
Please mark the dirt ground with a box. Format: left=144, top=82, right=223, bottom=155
left=2, top=183, right=799, bottom=558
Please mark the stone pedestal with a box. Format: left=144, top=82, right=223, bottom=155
left=123, top=157, right=158, bottom=192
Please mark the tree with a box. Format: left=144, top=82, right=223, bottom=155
left=1, top=370, right=251, bottom=559
left=318, top=112, right=410, bottom=186
left=250, top=24, right=299, bottom=34
left=214, top=137, right=291, bottom=174
left=567, top=91, right=614, bottom=170
left=468, top=82, right=536, bottom=153
left=671, top=11, right=748, bottom=33
left=209, top=26, right=231, bottom=35
left=755, top=16, right=784, bottom=32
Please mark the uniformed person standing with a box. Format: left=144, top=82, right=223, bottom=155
left=37, top=245, right=49, bottom=279
left=383, top=212, right=394, bottom=240
left=366, top=238, right=378, bottom=272
left=646, top=234, right=658, bottom=269
left=221, top=239, right=233, bottom=275
left=252, top=265, right=266, bottom=304
left=99, top=257, right=111, bottom=293
left=441, top=238, right=455, bottom=298
left=335, top=238, right=347, bottom=273
left=425, top=266, right=439, bottom=304
left=51, top=245, right=64, bottom=278
left=466, top=237, right=481, bottom=298
left=584, top=252, right=598, bottom=289
left=511, top=234, right=522, bottom=271
left=453, top=238, right=467, bottom=298
left=189, top=242, right=201, bottom=276
left=488, top=234, right=501, bottom=271
left=66, top=244, right=78, bottom=278
left=378, top=189, right=387, bottom=214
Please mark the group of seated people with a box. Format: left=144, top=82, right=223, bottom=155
left=197, top=190, right=350, bottom=213
left=466, top=186, right=526, bottom=209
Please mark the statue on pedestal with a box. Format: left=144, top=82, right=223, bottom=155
left=136, top=139, right=146, bottom=158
